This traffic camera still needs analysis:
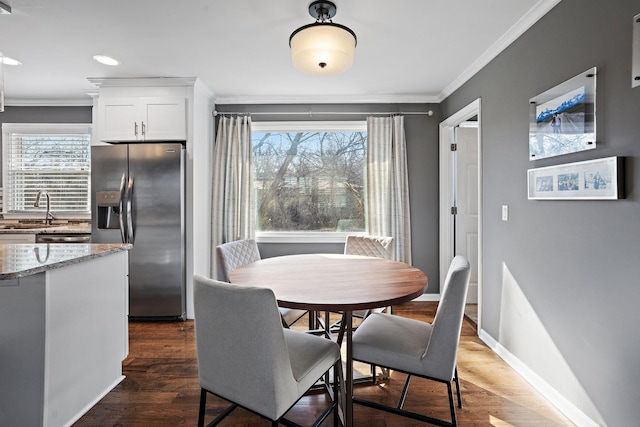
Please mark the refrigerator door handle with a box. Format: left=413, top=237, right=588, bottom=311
left=126, top=175, right=135, bottom=244
left=118, top=172, right=127, bottom=243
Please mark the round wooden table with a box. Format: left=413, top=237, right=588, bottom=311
left=229, top=253, right=428, bottom=427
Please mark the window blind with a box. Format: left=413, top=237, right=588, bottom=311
left=2, top=123, right=91, bottom=213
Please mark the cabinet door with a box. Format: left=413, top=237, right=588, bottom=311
left=140, top=97, right=186, bottom=141
left=98, top=98, right=139, bottom=141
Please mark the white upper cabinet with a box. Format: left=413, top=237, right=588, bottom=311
left=98, top=96, right=186, bottom=142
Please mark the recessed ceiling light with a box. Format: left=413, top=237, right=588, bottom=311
left=2, top=56, right=22, bottom=66
left=93, top=55, right=119, bottom=66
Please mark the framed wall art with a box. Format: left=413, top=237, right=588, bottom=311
left=633, top=13, right=640, bottom=88
left=529, top=67, right=597, bottom=160
left=528, top=156, right=624, bottom=200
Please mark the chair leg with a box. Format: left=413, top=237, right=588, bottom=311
left=198, top=388, right=207, bottom=427
left=398, top=375, right=412, bottom=409
left=447, top=381, right=458, bottom=427
left=371, top=364, right=377, bottom=384
left=333, top=360, right=341, bottom=427
left=198, top=388, right=239, bottom=427
left=337, top=317, right=346, bottom=346
left=354, top=374, right=458, bottom=427
left=454, top=367, right=462, bottom=408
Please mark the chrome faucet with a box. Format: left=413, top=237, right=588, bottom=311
left=34, top=190, right=55, bottom=226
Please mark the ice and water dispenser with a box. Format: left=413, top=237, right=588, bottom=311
left=96, top=191, right=121, bottom=229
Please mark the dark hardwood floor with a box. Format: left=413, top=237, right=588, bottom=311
left=74, top=302, right=574, bottom=426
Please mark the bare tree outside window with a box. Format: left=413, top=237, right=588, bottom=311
left=253, top=127, right=367, bottom=232
left=3, top=124, right=91, bottom=213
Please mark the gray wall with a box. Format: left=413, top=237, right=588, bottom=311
left=441, top=0, right=639, bottom=425
left=0, top=106, right=92, bottom=187
left=215, top=103, right=443, bottom=290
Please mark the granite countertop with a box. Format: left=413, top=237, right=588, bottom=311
left=0, top=223, right=91, bottom=234
left=0, top=243, right=131, bottom=280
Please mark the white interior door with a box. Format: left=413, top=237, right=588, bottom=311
left=454, top=125, right=479, bottom=302
left=439, top=99, right=482, bottom=330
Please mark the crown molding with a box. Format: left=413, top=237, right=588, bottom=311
left=193, top=77, right=217, bottom=101
left=214, top=93, right=440, bottom=105
left=437, top=0, right=562, bottom=101
left=3, top=98, right=93, bottom=107
left=87, top=76, right=199, bottom=88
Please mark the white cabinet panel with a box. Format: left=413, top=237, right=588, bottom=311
left=98, top=97, right=186, bottom=142
left=99, top=98, right=138, bottom=141
left=142, top=98, right=187, bottom=140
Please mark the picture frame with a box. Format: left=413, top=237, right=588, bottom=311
left=528, top=156, right=624, bottom=200
left=633, top=13, right=640, bottom=88
left=529, top=67, right=597, bottom=160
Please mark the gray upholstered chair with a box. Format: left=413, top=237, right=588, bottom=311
left=216, top=239, right=308, bottom=327
left=323, top=235, right=395, bottom=336
left=344, top=235, right=395, bottom=319
left=351, top=256, right=471, bottom=427
left=193, top=275, right=341, bottom=427
left=344, top=234, right=394, bottom=260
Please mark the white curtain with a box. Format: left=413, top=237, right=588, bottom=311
left=366, top=116, right=412, bottom=264
left=210, top=116, right=254, bottom=280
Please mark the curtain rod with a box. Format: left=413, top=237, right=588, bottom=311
left=213, top=110, right=434, bottom=117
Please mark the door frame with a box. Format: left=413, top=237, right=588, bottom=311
left=439, top=98, right=482, bottom=331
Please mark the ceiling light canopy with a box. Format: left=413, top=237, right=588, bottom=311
left=289, top=1, right=357, bottom=75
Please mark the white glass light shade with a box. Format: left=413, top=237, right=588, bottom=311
left=290, top=23, right=356, bottom=75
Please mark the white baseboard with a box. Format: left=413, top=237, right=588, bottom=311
left=478, top=329, right=601, bottom=427
left=412, top=293, right=441, bottom=302
left=412, top=282, right=478, bottom=304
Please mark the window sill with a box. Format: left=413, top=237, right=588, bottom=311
left=256, top=231, right=365, bottom=244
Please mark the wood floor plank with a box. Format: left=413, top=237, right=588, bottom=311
left=74, top=302, right=574, bottom=426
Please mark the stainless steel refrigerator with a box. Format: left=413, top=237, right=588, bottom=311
left=91, top=143, right=186, bottom=320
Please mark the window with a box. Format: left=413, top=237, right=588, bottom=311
left=2, top=123, right=91, bottom=216
left=252, top=121, right=367, bottom=242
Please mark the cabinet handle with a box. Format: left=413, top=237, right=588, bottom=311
left=134, top=122, right=138, bottom=136
left=141, top=121, right=146, bottom=136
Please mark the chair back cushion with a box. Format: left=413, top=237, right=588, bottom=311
left=422, top=256, right=471, bottom=381
left=216, top=239, right=261, bottom=281
left=344, top=235, right=394, bottom=259
left=193, top=275, right=298, bottom=419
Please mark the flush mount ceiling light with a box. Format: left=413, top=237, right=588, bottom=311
left=93, top=55, right=119, bottom=66
left=289, top=1, right=357, bottom=75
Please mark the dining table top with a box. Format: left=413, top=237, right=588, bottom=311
left=228, top=253, right=428, bottom=312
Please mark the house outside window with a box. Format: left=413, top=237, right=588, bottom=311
left=2, top=123, right=91, bottom=218
left=252, top=121, right=367, bottom=243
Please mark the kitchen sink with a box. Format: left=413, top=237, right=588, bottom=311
left=35, top=233, right=91, bottom=243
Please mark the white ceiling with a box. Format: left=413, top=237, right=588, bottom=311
left=0, top=0, right=560, bottom=106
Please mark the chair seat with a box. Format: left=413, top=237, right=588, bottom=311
left=284, top=329, right=341, bottom=393
left=353, top=312, right=433, bottom=375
